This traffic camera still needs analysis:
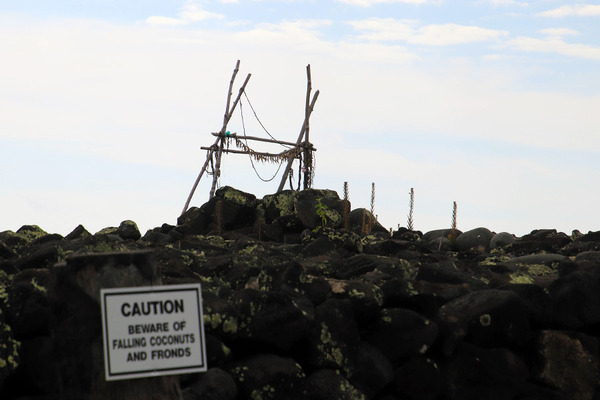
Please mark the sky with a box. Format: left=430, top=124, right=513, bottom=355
left=2, top=0, right=600, bottom=238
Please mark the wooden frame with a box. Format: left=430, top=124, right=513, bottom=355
left=181, top=61, right=318, bottom=216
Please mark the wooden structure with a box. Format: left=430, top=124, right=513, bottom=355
left=181, top=60, right=319, bottom=215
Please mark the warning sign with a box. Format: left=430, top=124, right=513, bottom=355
left=100, top=283, right=207, bottom=381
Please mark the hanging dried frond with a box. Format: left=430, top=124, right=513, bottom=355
left=234, top=137, right=302, bottom=164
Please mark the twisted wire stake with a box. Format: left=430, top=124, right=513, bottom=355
left=450, top=201, right=458, bottom=241
left=369, top=182, right=375, bottom=233
left=407, top=188, right=414, bottom=230
left=343, top=182, right=350, bottom=230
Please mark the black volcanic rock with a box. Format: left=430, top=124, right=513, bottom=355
left=306, top=368, right=367, bottom=400
left=64, top=224, right=91, bottom=241
left=229, top=354, right=306, bottom=400
left=366, top=308, right=438, bottom=365
left=498, top=283, right=553, bottom=329
left=392, top=356, right=442, bottom=400
left=348, top=208, right=389, bottom=236
left=0, top=306, right=19, bottom=389
left=455, top=227, right=495, bottom=252
left=549, top=270, right=600, bottom=331
left=261, top=190, right=297, bottom=224
left=532, top=330, right=600, bottom=400
left=183, top=367, right=237, bottom=400
left=116, top=220, right=141, bottom=241
left=307, top=298, right=360, bottom=375
left=437, top=289, right=531, bottom=355
left=233, top=288, right=314, bottom=352
left=441, top=342, right=529, bottom=400
left=349, top=341, right=394, bottom=398
left=490, top=231, right=516, bottom=249
left=3, top=186, right=600, bottom=399
left=509, top=229, right=572, bottom=256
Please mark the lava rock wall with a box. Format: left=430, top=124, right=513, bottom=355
left=1, top=186, right=599, bottom=399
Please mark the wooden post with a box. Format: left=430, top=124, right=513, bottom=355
left=209, top=138, right=224, bottom=199
left=181, top=60, right=251, bottom=213
left=303, top=65, right=312, bottom=190
left=210, top=60, right=240, bottom=199
left=210, top=70, right=252, bottom=199
left=224, top=60, right=241, bottom=125
left=276, top=89, right=319, bottom=193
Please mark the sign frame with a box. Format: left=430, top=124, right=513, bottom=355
left=100, top=283, right=207, bottom=381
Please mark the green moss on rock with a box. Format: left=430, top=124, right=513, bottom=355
left=509, top=273, right=535, bottom=284
left=96, top=226, right=118, bottom=235
left=0, top=310, right=20, bottom=383
left=16, top=225, right=48, bottom=243
left=262, top=191, right=296, bottom=218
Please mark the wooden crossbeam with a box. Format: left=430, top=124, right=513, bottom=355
left=201, top=147, right=303, bottom=158
left=211, top=132, right=304, bottom=148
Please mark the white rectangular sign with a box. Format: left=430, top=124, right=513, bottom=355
left=100, top=283, right=207, bottom=381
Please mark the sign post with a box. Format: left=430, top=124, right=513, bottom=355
left=100, top=283, right=207, bottom=381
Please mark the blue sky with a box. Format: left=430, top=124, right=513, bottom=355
left=2, top=0, right=600, bottom=237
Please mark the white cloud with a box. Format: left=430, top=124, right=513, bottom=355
left=348, top=18, right=416, bottom=41
left=232, top=19, right=334, bottom=53
left=538, top=4, right=600, bottom=17
left=349, top=18, right=508, bottom=45
left=488, top=0, right=528, bottom=6
left=509, top=35, right=600, bottom=60
left=410, top=23, right=507, bottom=45
left=482, top=53, right=503, bottom=60
left=180, top=1, right=225, bottom=21
left=336, top=0, right=429, bottom=5
left=146, top=16, right=188, bottom=26
left=539, top=28, right=579, bottom=37
left=146, top=1, right=224, bottom=26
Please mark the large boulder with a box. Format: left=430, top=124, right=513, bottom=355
left=183, top=368, right=237, bottom=400
left=229, top=354, right=307, bottom=400
left=0, top=307, right=19, bottom=389
left=436, top=289, right=531, bottom=355
left=533, top=330, right=599, bottom=400
left=295, top=189, right=343, bottom=230
left=348, top=342, right=394, bottom=398
left=549, top=271, right=600, bottom=330
left=509, top=229, right=571, bottom=256
left=261, top=190, right=297, bottom=223
left=455, top=227, right=494, bottom=252
left=392, top=356, right=442, bottom=400
left=365, top=308, right=438, bottom=366
left=178, top=187, right=258, bottom=235
left=422, top=229, right=462, bottom=251
left=348, top=209, right=389, bottom=236
left=306, top=369, right=366, bottom=400
left=306, top=299, right=361, bottom=376
left=440, top=343, right=529, bottom=400
left=498, top=283, right=553, bottom=329
left=116, top=220, right=141, bottom=241
left=490, top=232, right=516, bottom=249
left=233, top=288, right=314, bottom=351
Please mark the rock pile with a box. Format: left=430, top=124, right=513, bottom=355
left=1, top=186, right=600, bottom=399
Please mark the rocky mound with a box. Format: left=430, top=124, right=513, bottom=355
left=1, top=186, right=600, bottom=399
